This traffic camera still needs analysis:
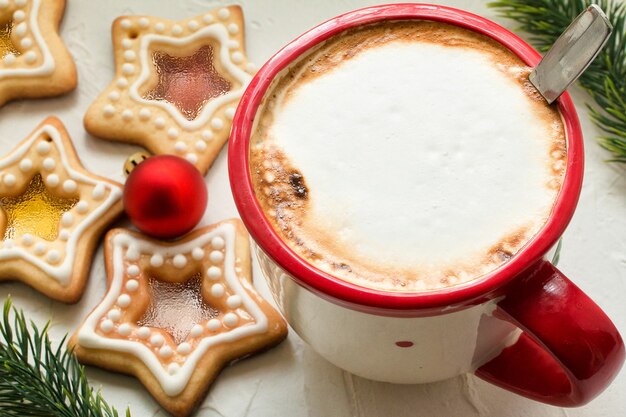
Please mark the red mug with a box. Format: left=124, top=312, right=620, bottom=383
left=228, top=3, right=624, bottom=406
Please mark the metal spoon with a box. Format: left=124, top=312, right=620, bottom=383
left=529, top=4, right=613, bottom=104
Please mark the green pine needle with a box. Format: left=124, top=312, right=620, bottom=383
left=489, top=0, right=626, bottom=163
left=0, top=298, right=130, bottom=417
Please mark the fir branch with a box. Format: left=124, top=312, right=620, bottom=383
left=488, top=0, right=626, bottom=163
left=0, top=298, right=130, bottom=417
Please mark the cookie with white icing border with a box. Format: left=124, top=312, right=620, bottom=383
left=83, top=5, right=254, bottom=175
left=70, top=220, right=287, bottom=417
left=0, top=117, right=123, bottom=302
left=0, top=0, right=77, bottom=106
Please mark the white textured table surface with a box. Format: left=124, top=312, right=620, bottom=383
left=1, top=1, right=624, bottom=416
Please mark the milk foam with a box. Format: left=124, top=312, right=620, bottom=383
left=251, top=22, right=566, bottom=291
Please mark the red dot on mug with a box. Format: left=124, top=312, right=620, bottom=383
left=395, top=341, right=414, bottom=348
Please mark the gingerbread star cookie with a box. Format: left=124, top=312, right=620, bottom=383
left=0, top=117, right=124, bottom=302
left=70, top=220, right=287, bottom=417
left=84, top=5, right=254, bottom=175
left=0, top=0, right=77, bottom=106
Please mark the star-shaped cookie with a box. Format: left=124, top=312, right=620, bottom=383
left=0, top=117, right=124, bottom=302
left=0, top=0, right=77, bottom=106
left=84, top=5, right=254, bottom=175
left=70, top=220, right=287, bottom=417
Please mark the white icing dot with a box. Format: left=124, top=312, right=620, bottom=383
left=228, top=40, right=239, bottom=49
left=116, top=78, right=129, bottom=88
left=121, top=38, right=132, bottom=49
left=126, top=245, right=140, bottom=260
left=108, top=91, right=121, bottom=101
left=155, top=22, right=165, bottom=33
left=201, top=130, right=213, bottom=141
left=59, top=229, right=70, bottom=241
left=139, top=108, right=151, bottom=120
left=92, top=183, right=106, bottom=200
left=211, top=283, right=225, bottom=297
left=223, top=313, right=239, bottom=328
left=126, top=279, right=139, bottom=292
left=155, top=117, right=166, bottom=128
left=167, top=127, right=179, bottom=139
left=231, top=51, right=244, bottom=64
left=173, top=254, right=187, bottom=268
left=61, top=212, right=73, bottom=226
left=189, top=324, right=204, bottom=337
left=122, top=109, right=133, bottom=121
left=124, top=50, right=136, bottom=61
left=172, top=24, right=183, bottom=35
left=177, top=342, right=191, bottom=355
left=3, top=53, right=15, bottom=65
left=3, top=239, right=13, bottom=249
left=117, top=294, right=131, bottom=307
left=228, top=23, right=239, bottom=34
left=0, top=0, right=8, bottom=8
left=103, top=104, right=115, bottom=117
left=20, top=37, right=32, bottom=49
left=14, top=22, right=26, bottom=38
left=225, top=107, right=236, bottom=120
left=185, top=153, right=198, bottom=164
left=174, top=141, right=186, bottom=152
left=218, top=8, right=231, bottom=19
left=210, top=250, right=224, bottom=263
left=21, top=234, right=34, bottom=246
left=187, top=20, right=199, bottom=31
left=43, top=157, right=55, bottom=170
left=34, top=242, right=46, bottom=255
left=150, top=254, right=164, bottom=267
left=24, top=51, right=37, bottom=64
left=211, top=117, right=224, bottom=130
left=227, top=295, right=242, bottom=309
left=138, top=17, right=150, bottom=28
left=107, top=309, right=121, bottom=322
left=120, top=19, right=132, bottom=29
left=246, top=62, right=256, bottom=73
left=150, top=334, right=165, bottom=347
left=76, top=201, right=89, bottom=213
left=46, top=174, right=59, bottom=187
left=19, top=158, right=32, bottom=172
left=195, top=140, right=207, bottom=151
left=211, top=236, right=225, bottom=249
left=36, top=141, right=50, bottom=154
left=13, top=10, right=25, bottom=22
left=168, top=363, right=180, bottom=375
left=3, top=174, right=15, bottom=186
left=122, top=63, right=135, bottom=75
left=207, top=266, right=221, bottom=280
left=127, top=265, right=140, bottom=276
left=63, top=179, right=77, bottom=193
left=202, top=14, right=214, bottom=24
left=118, top=323, right=132, bottom=336
left=100, top=320, right=114, bottom=333
left=207, top=319, right=221, bottom=331
left=191, top=247, right=204, bottom=260
left=137, top=327, right=151, bottom=339
left=159, top=346, right=173, bottom=358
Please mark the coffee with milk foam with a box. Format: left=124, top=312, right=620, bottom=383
left=249, top=21, right=566, bottom=292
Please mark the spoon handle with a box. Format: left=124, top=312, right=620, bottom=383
left=529, top=4, right=612, bottom=104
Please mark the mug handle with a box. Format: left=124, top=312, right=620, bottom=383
left=475, top=260, right=624, bottom=406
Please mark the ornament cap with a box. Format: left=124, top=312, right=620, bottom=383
left=123, top=152, right=150, bottom=177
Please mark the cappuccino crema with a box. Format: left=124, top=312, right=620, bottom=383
left=249, top=21, right=566, bottom=292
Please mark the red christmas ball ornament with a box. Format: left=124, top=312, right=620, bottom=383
left=123, top=155, right=207, bottom=239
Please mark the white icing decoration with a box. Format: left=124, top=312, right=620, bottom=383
left=227, top=295, right=242, bottom=308
left=3, top=239, right=13, bottom=248
left=118, top=323, right=132, bottom=336
left=150, top=253, right=163, bottom=267
left=126, top=245, right=140, bottom=260
left=45, top=174, right=59, bottom=187
left=122, top=109, right=133, bottom=121
left=223, top=313, right=238, bottom=327
left=107, top=309, right=121, bottom=321
left=150, top=334, right=165, bottom=347
left=61, top=212, right=73, bottom=226
left=139, top=108, right=151, bottom=120
left=137, top=327, right=151, bottom=339
left=76, top=224, right=269, bottom=396
left=217, top=8, right=230, bottom=20
left=211, top=236, right=225, bottom=249
left=122, top=63, right=135, bottom=75
left=173, top=254, right=187, bottom=268
left=154, top=22, right=165, bottom=33
left=185, top=153, right=198, bottom=164
left=3, top=53, right=16, bottom=65
left=92, top=183, right=106, bottom=200
left=167, top=127, right=179, bottom=139
left=168, top=363, right=180, bottom=375
left=117, top=78, right=129, bottom=88
left=121, top=38, right=132, bottom=49
left=0, top=0, right=8, bottom=9
left=191, top=247, right=204, bottom=260
left=231, top=51, right=244, bottom=64
left=126, top=279, right=139, bottom=292
left=117, top=294, right=131, bottom=307
left=3, top=173, right=15, bottom=186
left=172, top=24, right=183, bottom=35
left=59, top=229, right=70, bottom=241
left=225, top=107, right=236, bottom=120
left=0, top=0, right=55, bottom=80
left=43, top=157, right=55, bottom=170
left=36, top=141, right=50, bottom=154
left=228, top=40, right=239, bottom=49
left=206, top=319, right=220, bottom=331
left=210, top=250, right=224, bottom=263
left=174, top=141, right=186, bottom=152
left=138, top=17, right=150, bottom=28
left=124, top=50, right=136, bottom=61
left=201, top=130, right=213, bottom=140
left=189, top=324, right=203, bottom=338
left=177, top=342, right=191, bottom=355
left=246, top=62, right=256, bottom=72
left=34, top=242, right=46, bottom=255
left=101, top=320, right=114, bottom=333
left=130, top=24, right=252, bottom=131
left=154, top=117, right=166, bottom=128
left=63, top=179, right=77, bottom=193
left=195, top=140, right=207, bottom=151
left=207, top=266, right=221, bottom=280
left=24, top=51, right=37, bottom=64
left=21, top=38, right=32, bottom=49
left=76, top=201, right=89, bottom=213
left=21, top=234, right=34, bottom=246
left=202, top=14, right=214, bottom=24
left=211, top=117, right=224, bottom=130
left=210, top=283, right=224, bottom=297
left=187, top=20, right=199, bottom=31
left=120, top=19, right=132, bottom=29
left=159, top=346, right=173, bottom=358
left=127, top=265, right=140, bottom=276
left=103, top=104, right=115, bottom=116
left=228, top=23, right=239, bottom=35
left=109, top=91, right=121, bottom=101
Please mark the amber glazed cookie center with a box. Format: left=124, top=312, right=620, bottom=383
left=0, top=19, right=19, bottom=58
